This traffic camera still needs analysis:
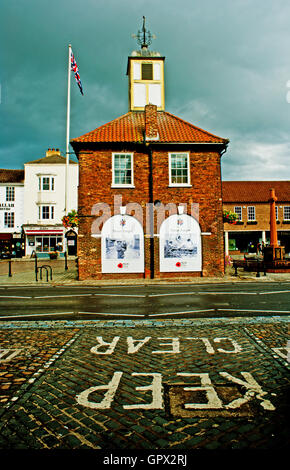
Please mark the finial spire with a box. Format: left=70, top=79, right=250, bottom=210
left=132, top=16, right=156, bottom=50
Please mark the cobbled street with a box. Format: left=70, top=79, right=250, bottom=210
left=0, top=316, right=289, bottom=454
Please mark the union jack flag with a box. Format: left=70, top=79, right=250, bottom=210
left=71, top=50, right=83, bottom=95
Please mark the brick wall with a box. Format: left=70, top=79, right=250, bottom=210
left=223, top=202, right=290, bottom=232
left=77, top=147, right=224, bottom=279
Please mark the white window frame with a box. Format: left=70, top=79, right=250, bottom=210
left=234, top=206, right=242, bottom=221
left=247, top=206, right=256, bottom=221
left=38, top=176, right=55, bottom=191
left=4, top=212, right=14, bottom=228
left=6, top=186, right=15, bottom=202
left=275, top=206, right=278, bottom=221
left=35, top=236, right=63, bottom=253
left=284, top=206, right=290, bottom=221
left=168, top=152, right=191, bottom=187
left=38, top=205, right=55, bottom=221
left=111, top=153, right=134, bottom=188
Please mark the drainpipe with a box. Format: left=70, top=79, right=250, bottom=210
left=148, top=146, right=154, bottom=278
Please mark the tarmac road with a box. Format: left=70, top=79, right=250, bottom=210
left=0, top=281, right=290, bottom=320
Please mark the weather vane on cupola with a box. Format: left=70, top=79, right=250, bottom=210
left=132, top=16, right=156, bottom=51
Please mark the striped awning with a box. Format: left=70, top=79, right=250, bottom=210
left=25, top=230, right=63, bottom=235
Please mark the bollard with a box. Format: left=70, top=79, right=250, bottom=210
left=263, top=263, right=267, bottom=276
left=65, top=251, right=68, bottom=270
left=256, top=260, right=260, bottom=278
left=8, top=260, right=12, bottom=277
left=34, top=254, right=38, bottom=281
left=234, top=263, right=238, bottom=276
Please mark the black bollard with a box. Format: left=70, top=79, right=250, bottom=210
left=256, top=260, right=260, bottom=278
left=234, top=263, right=238, bottom=276
left=8, top=260, right=12, bottom=277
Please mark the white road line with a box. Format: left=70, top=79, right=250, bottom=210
left=148, top=292, right=258, bottom=297
left=78, top=311, right=145, bottom=317
left=33, top=294, right=93, bottom=299
left=149, top=309, right=216, bottom=317
left=0, top=312, right=75, bottom=319
left=17, top=293, right=146, bottom=299
left=0, top=296, right=32, bottom=299
left=259, top=290, right=290, bottom=295
left=94, top=285, right=146, bottom=289
left=93, top=294, right=146, bottom=298
left=217, top=308, right=290, bottom=314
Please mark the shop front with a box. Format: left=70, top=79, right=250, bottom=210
left=23, top=226, right=65, bottom=258
left=0, top=233, right=24, bottom=258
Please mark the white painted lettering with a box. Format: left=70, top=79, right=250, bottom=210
left=0, top=349, right=22, bottom=363
left=123, top=373, right=164, bottom=409
left=127, top=336, right=151, bottom=354
left=220, top=371, right=275, bottom=410
left=214, top=338, right=243, bottom=353
left=152, top=337, right=180, bottom=354
left=90, top=336, right=120, bottom=355
left=186, top=337, right=215, bottom=354
left=177, top=373, right=223, bottom=409
left=272, top=346, right=290, bottom=361
left=76, top=371, right=123, bottom=409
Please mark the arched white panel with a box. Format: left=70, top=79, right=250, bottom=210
left=101, top=215, right=144, bottom=273
left=159, top=214, right=202, bottom=272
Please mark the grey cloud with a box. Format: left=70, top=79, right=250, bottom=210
left=0, top=0, right=290, bottom=181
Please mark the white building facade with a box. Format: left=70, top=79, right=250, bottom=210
left=0, top=169, right=25, bottom=258
left=23, top=149, right=78, bottom=258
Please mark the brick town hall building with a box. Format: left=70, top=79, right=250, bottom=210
left=71, top=23, right=229, bottom=280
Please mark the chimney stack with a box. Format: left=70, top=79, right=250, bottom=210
left=46, top=148, right=61, bottom=157
left=145, top=104, right=159, bottom=141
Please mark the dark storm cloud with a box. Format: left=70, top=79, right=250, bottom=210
left=1, top=0, right=290, bottom=180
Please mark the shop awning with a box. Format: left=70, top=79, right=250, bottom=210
left=25, top=230, right=63, bottom=235
left=0, top=233, right=12, bottom=240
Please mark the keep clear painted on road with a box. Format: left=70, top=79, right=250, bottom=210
left=75, top=335, right=276, bottom=413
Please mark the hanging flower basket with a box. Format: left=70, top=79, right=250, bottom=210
left=223, top=210, right=239, bottom=224
left=62, top=210, right=79, bottom=229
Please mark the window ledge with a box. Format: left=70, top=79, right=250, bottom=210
left=168, top=184, right=192, bottom=188
left=111, top=185, right=135, bottom=189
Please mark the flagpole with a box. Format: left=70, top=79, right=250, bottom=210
left=65, top=43, right=72, bottom=215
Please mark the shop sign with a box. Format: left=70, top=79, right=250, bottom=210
left=0, top=203, right=14, bottom=210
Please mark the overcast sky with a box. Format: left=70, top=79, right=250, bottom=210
left=1, top=0, right=290, bottom=180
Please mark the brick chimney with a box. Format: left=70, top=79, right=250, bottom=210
left=145, top=104, right=159, bottom=141
left=46, top=148, right=61, bottom=157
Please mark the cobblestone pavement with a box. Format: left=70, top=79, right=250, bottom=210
left=0, top=317, right=289, bottom=452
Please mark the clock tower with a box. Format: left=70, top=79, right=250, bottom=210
left=127, top=17, right=165, bottom=111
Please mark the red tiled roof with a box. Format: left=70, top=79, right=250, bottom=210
left=222, top=181, right=290, bottom=203
left=71, top=111, right=228, bottom=144
left=0, top=169, right=24, bottom=183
